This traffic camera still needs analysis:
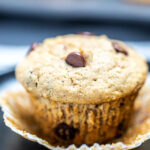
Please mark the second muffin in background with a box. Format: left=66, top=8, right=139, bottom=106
left=16, top=34, right=148, bottom=147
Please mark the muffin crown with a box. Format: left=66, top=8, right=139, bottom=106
left=16, top=34, right=148, bottom=104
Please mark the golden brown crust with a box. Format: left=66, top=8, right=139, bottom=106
left=16, top=34, right=148, bottom=104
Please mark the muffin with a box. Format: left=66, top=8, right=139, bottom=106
left=16, top=33, right=148, bottom=147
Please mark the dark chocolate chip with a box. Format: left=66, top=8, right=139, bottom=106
left=112, top=42, right=128, bottom=56
left=119, top=101, right=124, bottom=107
left=27, top=42, right=39, bottom=55
left=54, top=123, right=79, bottom=140
left=65, top=52, right=86, bottom=67
left=117, top=119, right=128, bottom=135
left=77, top=32, right=95, bottom=36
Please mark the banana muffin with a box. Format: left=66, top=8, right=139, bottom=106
left=16, top=33, right=148, bottom=147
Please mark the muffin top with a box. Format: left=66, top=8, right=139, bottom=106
left=16, top=34, right=148, bottom=104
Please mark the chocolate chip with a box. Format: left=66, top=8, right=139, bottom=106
left=120, top=102, right=124, bottom=107
left=65, top=52, right=86, bottom=67
left=117, top=119, right=127, bottom=132
left=27, top=42, right=39, bottom=55
left=112, top=42, right=128, bottom=56
left=54, top=123, right=79, bottom=140
left=77, top=32, right=95, bottom=36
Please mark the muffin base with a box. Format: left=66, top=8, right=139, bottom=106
left=30, top=93, right=137, bottom=147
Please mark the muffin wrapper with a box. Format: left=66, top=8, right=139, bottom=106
left=0, top=78, right=150, bottom=150
left=30, top=93, right=136, bottom=147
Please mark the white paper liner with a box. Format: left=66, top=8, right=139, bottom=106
left=0, top=77, right=150, bottom=150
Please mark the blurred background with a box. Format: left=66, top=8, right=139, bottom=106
left=0, top=0, right=150, bottom=149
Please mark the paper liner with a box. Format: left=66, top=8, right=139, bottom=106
left=0, top=78, right=150, bottom=150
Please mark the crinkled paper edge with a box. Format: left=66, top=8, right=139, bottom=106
left=3, top=106, right=150, bottom=150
